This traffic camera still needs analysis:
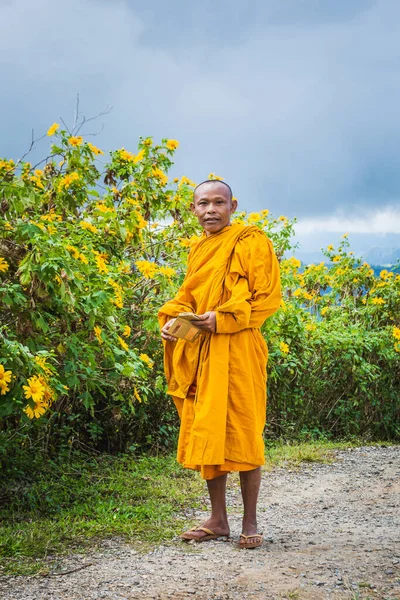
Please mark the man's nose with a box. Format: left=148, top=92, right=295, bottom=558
left=206, top=204, right=216, bottom=213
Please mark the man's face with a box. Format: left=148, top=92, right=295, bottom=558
left=190, top=182, right=237, bottom=235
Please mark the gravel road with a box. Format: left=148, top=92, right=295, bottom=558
left=1, top=445, right=399, bottom=599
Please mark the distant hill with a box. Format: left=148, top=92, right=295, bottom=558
left=364, top=247, right=400, bottom=266
left=293, top=247, right=400, bottom=267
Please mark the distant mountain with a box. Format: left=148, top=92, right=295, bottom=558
left=291, top=232, right=400, bottom=266
left=292, top=247, right=400, bottom=266
left=363, top=247, right=400, bottom=266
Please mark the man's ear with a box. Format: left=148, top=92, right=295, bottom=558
left=231, top=199, right=238, bottom=213
left=190, top=202, right=196, bottom=214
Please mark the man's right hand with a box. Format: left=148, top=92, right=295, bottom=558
left=161, top=318, right=178, bottom=342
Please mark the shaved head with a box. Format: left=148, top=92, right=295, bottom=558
left=194, top=180, right=233, bottom=203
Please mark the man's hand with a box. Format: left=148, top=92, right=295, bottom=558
left=161, top=318, right=178, bottom=342
left=193, top=311, right=216, bottom=333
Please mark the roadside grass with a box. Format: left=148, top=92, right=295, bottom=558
left=0, top=440, right=392, bottom=575
left=0, top=453, right=203, bottom=576
left=264, top=439, right=356, bottom=468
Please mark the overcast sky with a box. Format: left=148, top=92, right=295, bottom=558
left=1, top=0, right=400, bottom=253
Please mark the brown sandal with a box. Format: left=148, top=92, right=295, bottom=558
left=180, top=526, right=229, bottom=542
left=239, top=533, right=263, bottom=549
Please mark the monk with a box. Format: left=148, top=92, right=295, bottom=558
left=158, top=180, right=281, bottom=549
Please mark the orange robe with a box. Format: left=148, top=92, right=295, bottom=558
left=158, top=224, right=281, bottom=479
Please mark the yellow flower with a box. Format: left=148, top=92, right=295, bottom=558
left=392, top=327, right=400, bottom=341
left=342, top=233, right=348, bottom=238
left=47, top=122, right=60, bottom=136
left=135, top=212, right=147, bottom=230
left=151, top=168, right=168, bottom=186
left=380, top=269, right=393, bottom=280
left=279, top=341, right=290, bottom=354
left=112, top=293, right=123, bottom=309
left=293, top=288, right=302, bottom=297
left=58, top=171, right=79, bottom=190
left=327, top=244, right=334, bottom=251
left=0, top=380, right=10, bottom=395
left=289, top=257, right=301, bottom=269
left=207, top=173, right=223, bottom=180
left=320, top=307, right=329, bottom=316
left=166, top=139, right=179, bottom=151
left=143, top=138, right=153, bottom=147
left=68, top=136, right=83, bottom=147
left=95, top=255, right=108, bottom=274
left=305, top=323, right=316, bottom=332
left=371, top=297, right=385, bottom=305
left=278, top=215, right=286, bottom=221
left=66, top=244, right=80, bottom=259
left=133, top=386, right=142, bottom=403
left=79, top=253, right=88, bottom=264
left=0, top=365, right=12, bottom=387
left=95, top=202, right=115, bottom=214
left=0, top=257, right=9, bottom=273
left=159, top=265, right=176, bottom=278
left=332, top=256, right=341, bottom=263
left=140, top=353, right=153, bottom=368
left=247, top=212, right=261, bottom=224
left=122, top=325, right=131, bottom=338
left=80, top=221, right=98, bottom=234
left=118, top=336, right=129, bottom=352
left=179, top=175, right=196, bottom=187
left=179, top=238, right=192, bottom=248
left=23, top=376, right=45, bottom=402
left=134, top=149, right=145, bottom=163
left=34, top=356, right=51, bottom=376
left=94, top=326, right=103, bottom=344
left=119, top=148, right=135, bottom=162
left=87, top=142, right=104, bottom=155
left=135, top=260, right=158, bottom=279
left=30, top=175, right=44, bottom=189
left=24, top=400, right=48, bottom=419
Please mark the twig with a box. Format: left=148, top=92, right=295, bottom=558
left=0, top=129, right=46, bottom=184
left=60, top=117, right=72, bottom=137
left=73, top=93, right=80, bottom=130
left=48, top=562, right=93, bottom=577
left=74, top=105, right=113, bottom=135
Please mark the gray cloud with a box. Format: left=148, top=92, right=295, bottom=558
left=1, top=0, right=400, bottom=231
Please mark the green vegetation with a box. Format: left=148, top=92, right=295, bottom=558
left=0, top=440, right=364, bottom=576
left=0, top=451, right=202, bottom=575
left=0, top=118, right=399, bottom=574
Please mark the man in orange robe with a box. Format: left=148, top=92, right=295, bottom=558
left=159, top=180, right=281, bottom=548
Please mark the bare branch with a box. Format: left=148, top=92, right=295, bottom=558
left=60, top=117, right=72, bottom=136
left=73, top=93, right=80, bottom=130
left=0, top=129, right=46, bottom=184
left=74, top=105, right=113, bottom=135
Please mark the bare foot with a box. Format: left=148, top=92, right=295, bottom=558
left=180, top=517, right=230, bottom=541
left=239, top=518, right=262, bottom=548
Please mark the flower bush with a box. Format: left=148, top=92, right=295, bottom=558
left=0, top=125, right=399, bottom=453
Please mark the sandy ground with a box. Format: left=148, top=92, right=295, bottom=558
left=1, top=445, right=399, bottom=599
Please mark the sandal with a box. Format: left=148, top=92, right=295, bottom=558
left=239, top=533, right=263, bottom=549
left=180, top=526, right=229, bottom=542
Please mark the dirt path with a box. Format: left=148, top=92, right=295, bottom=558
left=1, top=446, right=399, bottom=599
